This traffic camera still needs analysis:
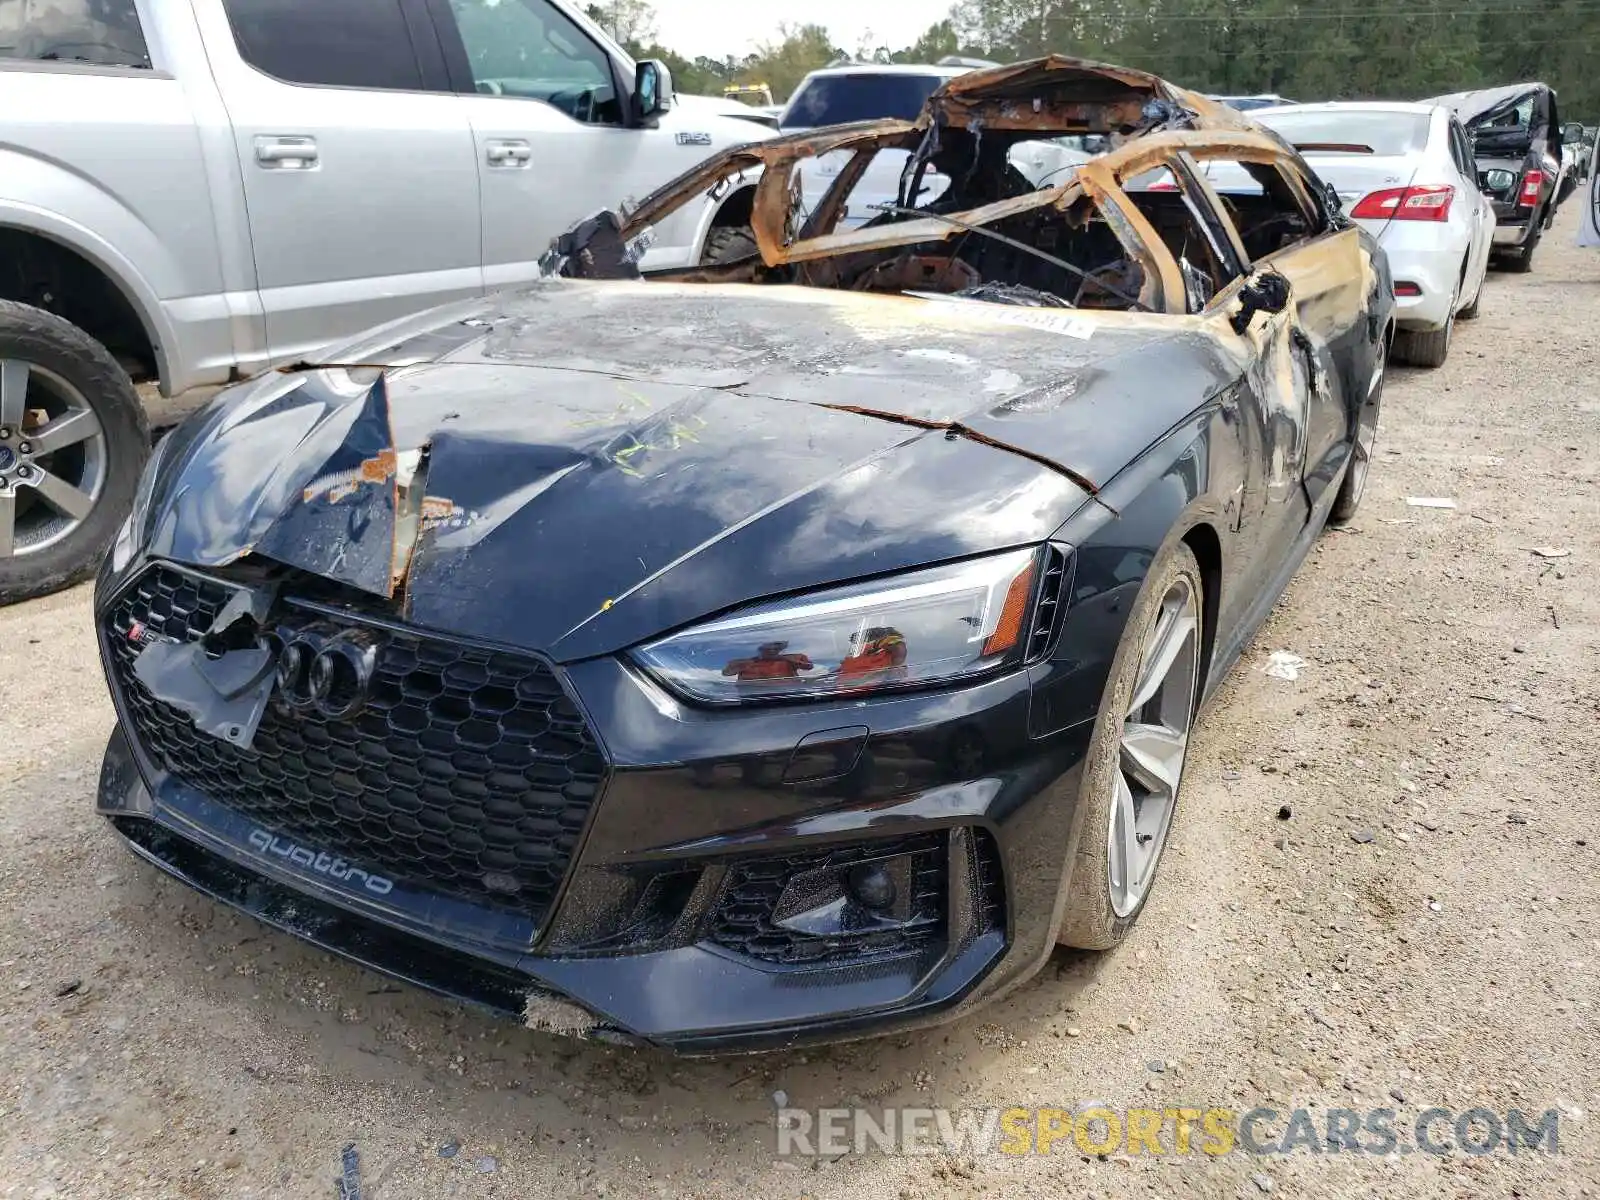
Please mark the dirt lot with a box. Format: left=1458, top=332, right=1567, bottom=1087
left=2, top=208, right=1597, bottom=1200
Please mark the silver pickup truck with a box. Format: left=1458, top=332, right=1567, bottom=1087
left=0, top=0, right=769, bottom=603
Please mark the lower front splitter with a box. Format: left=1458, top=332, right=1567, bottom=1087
left=98, top=726, right=1010, bottom=1055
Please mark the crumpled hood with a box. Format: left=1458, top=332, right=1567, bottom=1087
left=145, top=282, right=1220, bottom=661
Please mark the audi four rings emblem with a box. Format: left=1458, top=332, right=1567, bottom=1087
left=275, top=631, right=378, bottom=719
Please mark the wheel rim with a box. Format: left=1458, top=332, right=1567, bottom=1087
left=1108, top=576, right=1200, bottom=918
left=0, top=359, right=108, bottom=560
left=1343, top=342, right=1385, bottom=509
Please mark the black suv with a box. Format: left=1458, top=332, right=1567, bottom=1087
left=1435, top=83, right=1565, bottom=273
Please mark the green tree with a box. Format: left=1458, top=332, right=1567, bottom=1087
left=918, top=0, right=1598, bottom=116
left=615, top=0, right=1600, bottom=121
left=583, top=0, right=656, bottom=47
left=740, top=24, right=846, bottom=101
left=890, top=19, right=973, bottom=64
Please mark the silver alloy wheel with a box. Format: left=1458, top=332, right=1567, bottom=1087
left=1342, top=342, right=1385, bottom=511
left=1108, top=576, right=1200, bottom=918
left=0, top=359, right=108, bottom=559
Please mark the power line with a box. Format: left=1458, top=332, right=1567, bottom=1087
left=1144, top=35, right=1586, bottom=58
left=1033, top=3, right=1600, bottom=22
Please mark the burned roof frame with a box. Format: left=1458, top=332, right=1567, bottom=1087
left=613, top=56, right=1309, bottom=316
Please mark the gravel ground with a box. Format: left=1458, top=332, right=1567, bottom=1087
left=2, top=209, right=1596, bottom=1200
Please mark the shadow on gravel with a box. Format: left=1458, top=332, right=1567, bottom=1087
left=98, top=832, right=1108, bottom=1173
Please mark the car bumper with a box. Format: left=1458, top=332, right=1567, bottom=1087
left=96, top=565, right=1103, bottom=1053
left=1489, top=194, right=1541, bottom=248
left=1370, top=228, right=1467, bottom=331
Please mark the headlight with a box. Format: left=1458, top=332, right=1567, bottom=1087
left=108, top=511, right=139, bottom=575
left=108, top=408, right=202, bottom=576
left=633, top=547, right=1043, bottom=705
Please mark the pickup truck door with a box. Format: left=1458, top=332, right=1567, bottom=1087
left=196, top=0, right=484, bottom=364
left=426, top=0, right=710, bottom=287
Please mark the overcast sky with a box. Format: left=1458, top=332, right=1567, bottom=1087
left=651, top=0, right=953, bottom=59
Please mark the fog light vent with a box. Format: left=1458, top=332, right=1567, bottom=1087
left=708, top=834, right=948, bottom=966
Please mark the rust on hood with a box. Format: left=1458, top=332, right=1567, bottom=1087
left=814, top=402, right=1108, bottom=503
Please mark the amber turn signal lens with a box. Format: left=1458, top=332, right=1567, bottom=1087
left=983, top=561, right=1036, bottom=657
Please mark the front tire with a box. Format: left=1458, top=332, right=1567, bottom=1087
left=0, top=301, right=149, bottom=605
left=1056, top=542, right=1203, bottom=950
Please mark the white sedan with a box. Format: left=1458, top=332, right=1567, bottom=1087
left=1252, top=102, right=1495, bottom=368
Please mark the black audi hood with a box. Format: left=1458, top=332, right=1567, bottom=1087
left=143, top=282, right=1230, bottom=661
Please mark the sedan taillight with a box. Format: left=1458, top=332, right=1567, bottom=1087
left=1518, top=169, right=1545, bottom=207
left=1349, top=185, right=1455, bottom=222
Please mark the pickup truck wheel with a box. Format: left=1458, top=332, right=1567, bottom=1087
left=0, top=301, right=149, bottom=605
left=701, top=226, right=759, bottom=265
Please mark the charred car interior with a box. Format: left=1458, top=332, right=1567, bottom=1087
left=551, top=57, right=1337, bottom=321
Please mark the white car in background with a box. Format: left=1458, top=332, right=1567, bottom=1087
left=780, top=62, right=976, bottom=228
left=1250, top=102, right=1495, bottom=367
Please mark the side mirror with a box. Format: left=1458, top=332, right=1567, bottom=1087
left=633, top=59, right=673, bottom=125
left=1230, top=270, right=1291, bottom=335
left=1563, top=122, right=1584, bottom=144
left=1323, top=180, right=1343, bottom=215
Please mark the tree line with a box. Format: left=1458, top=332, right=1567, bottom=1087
left=588, top=0, right=1595, bottom=119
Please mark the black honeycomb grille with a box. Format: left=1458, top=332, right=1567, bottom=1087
left=103, top=565, right=606, bottom=925
left=709, top=835, right=947, bottom=966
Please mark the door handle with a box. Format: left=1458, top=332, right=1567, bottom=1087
left=254, top=136, right=318, bottom=169
left=485, top=139, right=532, bottom=167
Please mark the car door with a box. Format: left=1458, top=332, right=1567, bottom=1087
left=426, top=0, right=703, bottom=289
left=1200, top=154, right=1367, bottom=510
left=200, top=0, right=483, bottom=365
left=1449, top=118, right=1494, bottom=297
left=1252, top=157, right=1372, bottom=509
left=1535, top=89, right=1563, bottom=214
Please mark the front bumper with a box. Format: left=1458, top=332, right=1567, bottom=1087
left=96, top=564, right=1102, bottom=1054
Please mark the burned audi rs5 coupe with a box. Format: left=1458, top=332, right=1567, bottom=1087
left=95, top=58, right=1392, bottom=1053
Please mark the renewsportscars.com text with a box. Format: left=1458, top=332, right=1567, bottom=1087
left=776, top=1105, right=1562, bottom=1158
